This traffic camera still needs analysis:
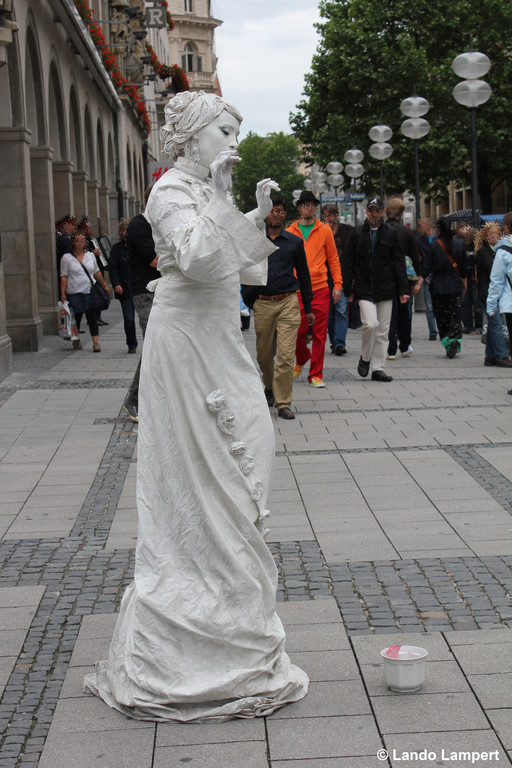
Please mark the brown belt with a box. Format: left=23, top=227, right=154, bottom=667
left=256, top=291, right=295, bottom=302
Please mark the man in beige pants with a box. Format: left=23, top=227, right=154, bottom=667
left=252, top=198, right=314, bottom=419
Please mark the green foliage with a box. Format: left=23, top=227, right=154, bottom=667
left=291, top=0, right=512, bottom=210
left=233, top=132, right=305, bottom=214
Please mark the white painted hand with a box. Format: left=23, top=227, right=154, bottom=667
left=255, top=178, right=280, bottom=220
left=210, top=149, right=241, bottom=198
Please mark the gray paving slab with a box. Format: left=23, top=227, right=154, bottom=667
left=0, top=585, right=45, bottom=608
left=372, top=691, right=490, bottom=733
left=486, top=709, right=512, bottom=750
left=291, top=650, right=360, bottom=681
left=467, top=672, right=512, bottom=708
left=155, top=717, right=265, bottom=746
left=39, top=728, right=155, bottom=768
left=271, top=679, right=371, bottom=719
left=284, top=622, right=351, bottom=652
left=154, top=741, right=268, bottom=768
left=451, top=642, right=512, bottom=674
left=267, top=715, right=382, bottom=760
left=445, top=629, right=512, bottom=645
left=277, top=598, right=341, bottom=625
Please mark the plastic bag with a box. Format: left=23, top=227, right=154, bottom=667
left=58, top=301, right=79, bottom=340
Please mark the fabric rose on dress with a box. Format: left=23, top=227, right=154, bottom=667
left=258, top=509, right=271, bottom=523
left=250, top=481, right=264, bottom=501
left=239, top=456, right=255, bottom=476
left=206, top=390, right=226, bottom=412
left=229, top=441, right=246, bottom=455
left=217, top=410, right=236, bottom=435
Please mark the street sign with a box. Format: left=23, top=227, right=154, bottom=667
left=322, top=196, right=346, bottom=202
left=348, top=192, right=366, bottom=201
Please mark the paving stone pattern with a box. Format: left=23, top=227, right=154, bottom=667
left=1, top=316, right=512, bottom=767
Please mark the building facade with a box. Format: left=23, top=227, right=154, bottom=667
left=0, top=0, right=188, bottom=381
left=168, top=0, right=221, bottom=95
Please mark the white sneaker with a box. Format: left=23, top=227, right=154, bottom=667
left=386, top=354, right=396, bottom=360
left=401, top=346, right=413, bottom=357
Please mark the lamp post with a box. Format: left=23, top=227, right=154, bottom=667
left=399, top=95, right=430, bottom=220
left=325, top=160, right=344, bottom=214
left=368, top=124, right=393, bottom=199
left=344, top=149, right=364, bottom=226
left=452, top=48, right=492, bottom=228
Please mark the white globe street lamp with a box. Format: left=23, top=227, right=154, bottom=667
left=326, top=161, right=343, bottom=175
left=368, top=124, right=392, bottom=143
left=369, top=124, right=393, bottom=198
left=344, top=149, right=365, bottom=226
left=452, top=47, right=492, bottom=227
left=326, top=173, right=344, bottom=188
left=400, top=94, right=430, bottom=219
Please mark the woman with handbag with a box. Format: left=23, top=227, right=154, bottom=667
left=59, top=232, right=111, bottom=352
left=421, top=217, right=467, bottom=359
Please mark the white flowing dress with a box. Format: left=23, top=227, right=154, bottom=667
left=84, top=167, right=309, bottom=721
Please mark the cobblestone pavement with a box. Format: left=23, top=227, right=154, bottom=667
left=0, top=309, right=511, bottom=767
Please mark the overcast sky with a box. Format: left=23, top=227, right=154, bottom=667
left=211, top=1, right=322, bottom=139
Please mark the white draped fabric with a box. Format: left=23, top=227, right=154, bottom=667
left=84, top=168, right=309, bottom=721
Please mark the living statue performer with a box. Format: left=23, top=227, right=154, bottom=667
left=84, top=91, right=309, bottom=721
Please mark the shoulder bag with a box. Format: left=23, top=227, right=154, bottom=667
left=436, top=239, right=463, bottom=282
left=74, top=255, right=110, bottom=311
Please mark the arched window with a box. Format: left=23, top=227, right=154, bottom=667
left=181, top=42, right=202, bottom=73
left=182, top=43, right=194, bottom=72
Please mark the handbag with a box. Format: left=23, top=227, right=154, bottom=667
left=74, top=255, right=110, bottom=311
left=89, top=283, right=110, bottom=312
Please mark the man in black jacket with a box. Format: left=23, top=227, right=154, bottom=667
left=385, top=197, right=423, bottom=359
left=122, top=210, right=160, bottom=422
left=343, top=197, right=409, bottom=382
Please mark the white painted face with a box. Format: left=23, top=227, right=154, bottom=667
left=196, top=110, right=240, bottom=168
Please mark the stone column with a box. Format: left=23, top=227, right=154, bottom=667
left=52, top=160, right=74, bottom=218
left=98, top=186, right=110, bottom=235
left=87, top=179, right=100, bottom=233
left=31, top=146, right=58, bottom=334
left=108, top=192, right=120, bottom=240
left=72, top=170, right=88, bottom=220
left=0, top=241, right=13, bottom=381
left=0, top=127, right=43, bottom=351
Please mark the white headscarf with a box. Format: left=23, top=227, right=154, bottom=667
left=160, top=91, right=243, bottom=161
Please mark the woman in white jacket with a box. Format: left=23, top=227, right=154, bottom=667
left=486, top=236, right=512, bottom=394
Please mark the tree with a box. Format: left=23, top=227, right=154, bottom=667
left=290, top=0, right=512, bottom=211
left=233, top=132, right=305, bottom=214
